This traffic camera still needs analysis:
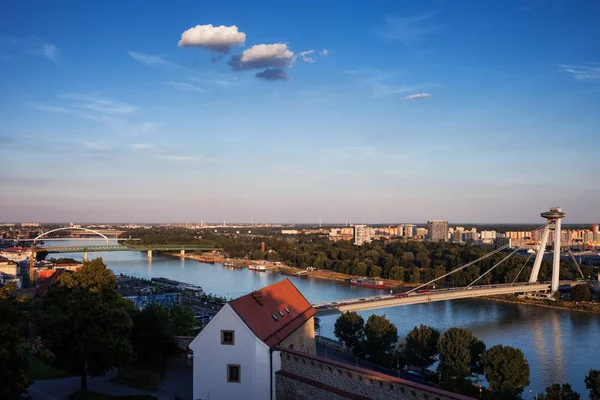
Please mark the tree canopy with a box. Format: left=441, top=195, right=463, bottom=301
left=438, top=327, right=485, bottom=389
left=35, top=258, right=133, bottom=393
left=483, top=345, right=530, bottom=397
left=130, top=304, right=180, bottom=363
left=334, top=312, right=364, bottom=352
left=538, top=383, right=580, bottom=400
left=586, top=369, right=600, bottom=400
left=362, top=314, right=398, bottom=358
left=571, top=284, right=593, bottom=302
left=0, top=283, right=31, bottom=399
left=403, top=324, right=440, bottom=370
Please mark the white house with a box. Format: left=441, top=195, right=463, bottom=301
left=189, top=278, right=316, bottom=400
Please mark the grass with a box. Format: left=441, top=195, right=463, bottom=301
left=70, top=390, right=157, bottom=400
left=28, top=356, right=70, bottom=380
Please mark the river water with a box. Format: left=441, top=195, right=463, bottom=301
left=46, top=241, right=600, bottom=395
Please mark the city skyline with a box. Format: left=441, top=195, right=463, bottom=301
left=1, top=1, right=599, bottom=223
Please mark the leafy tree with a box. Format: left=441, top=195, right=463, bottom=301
left=538, top=383, right=580, bottom=400
left=334, top=312, right=364, bottom=351
left=363, top=314, right=398, bottom=358
left=35, top=258, right=133, bottom=394
left=352, top=262, right=367, bottom=277
left=170, top=305, right=197, bottom=336
left=388, top=266, right=404, bottom=281
left=409, top=267, right=421, bottom=283
left=483, top=345, right=530, bottom=397
left=130, top=304, right=179, bottom=363
left=0, top=284, right=30, bottom=399
left=571, top=284, right=592, bottom=302
left=438, top=328, right=485, bottom=386
left=403, top=324, right=440, bottom=370
left=586, top=369, right=600, bottom=400
left=369, top=265, right=382, bottom=278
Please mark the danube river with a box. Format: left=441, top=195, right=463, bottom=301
left=47, top=242, right=600, bottom=395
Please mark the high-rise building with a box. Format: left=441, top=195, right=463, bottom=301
left=593, top=224, right=599, bottom=233
left=452, top=229, right=463, bottom=243
left=353, top=225, right=372, bottom=246
left=427, top=220, right=448, bottom=242
left=416, top=227, right=427, bottom=238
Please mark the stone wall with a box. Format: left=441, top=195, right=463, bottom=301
left=277, top=316, right=317, bottom=355
left=276, top=348, right=474, bottom=400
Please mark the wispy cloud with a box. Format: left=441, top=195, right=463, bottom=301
left=372, top=83, right=416, bottom=98
left=188, top=75, right=246, bottom=87
left=559, top=63, right=600, bottom=81
left=166, top=81, right=205, bottom=93
left=130, top=143, right=200, bottom=162
left=0, top=35, right=59, bottom=65
left=30, top=103, right=71, bottom=113
left=60, top=93, right=137, bottom=113
left=377, top=13, right=441, bottom=45
left=42, top=44, right=59, bottom=66
left=128, top=51, right=183, bottom=69
left=344, top=68, right=421, bottom=98
left=405, top=93, right=432, bottom=99
left=319, top=49, right=328, bottom=57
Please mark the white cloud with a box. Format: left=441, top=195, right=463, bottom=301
left=229, top=43, right=294, bottom=71
left=405, top=93, right=432, bottom=99
left=42, top=44, right=59, bottom=65
left=378, top=13, right=441, bottom=45
left=60, top=93, right=137, bottom=113
left=178, top=24, right=246, bottom=53
left=319, top=49, right=328, bottom=57
left=166, top=81, right=205, bottom=93
left=296, top=50, right=315, bottom=64
left=559, top=63, right=600, bottom=81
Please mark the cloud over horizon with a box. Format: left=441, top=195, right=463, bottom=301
left=405, top=93, right=431, bottom=99
left=559, top=63, right=600, bottom=81
left=178, top=24, right=246, bottom=53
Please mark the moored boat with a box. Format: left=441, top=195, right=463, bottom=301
left=350, top=278, right=386, bottom=289
left=248, top=264, right=267, bottom=271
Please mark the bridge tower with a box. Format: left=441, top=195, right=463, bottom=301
left=529, top=207, right=566, bottom=294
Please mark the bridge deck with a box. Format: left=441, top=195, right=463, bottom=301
left=38, top=245, right=222, bottom=253
left=314, top=282, right=556, bottom=316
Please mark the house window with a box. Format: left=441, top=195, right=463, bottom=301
left=221, top=330, right=234, bottom=345
left=227, top=364, right=241, bottom=383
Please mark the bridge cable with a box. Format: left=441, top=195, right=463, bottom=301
left=566, top=244, right=585, bottom=279
left=406, top=243, right=511, bottom=294
left=512, top=252, right=533, bottom=284
left=467, top=247, right=521, bottom=287
left=406, top=223, right=549, bottom=294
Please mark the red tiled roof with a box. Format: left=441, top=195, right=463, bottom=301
left=229, top=278, right=316, bottom=348
left=35, top=269, right=65, bottom=298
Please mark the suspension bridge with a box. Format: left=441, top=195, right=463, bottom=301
left=314, top=207, right=583, bottom=316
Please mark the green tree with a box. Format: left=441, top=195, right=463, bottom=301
left=403, top=324, right=440, bottom=370
left=334, top=312, right=364, bottom=351
left=352, top=262, right=367, bottom=277
left=571, top=284, right=592, bottom=302
left=369, top=265, right=382, bottom=278
left=35, top=258, right=133, bottom=395
left=0, top=284, right=30, bottom=399
left=363, top=314, right=398, bottom=358
left=483, top=345, right=530, bottom=398
left=409, top=267, right=421, bottom=283
left=585, top=369, right=600, bottom=400
left=438, top=328, right=486, bottom=392
left=130, top=304, right=179, bottom=363
left=170, top=305, right=197, bottom=336
left=388, top=266, right=404, bottom=281
left=538, top=383, right=580, bottom=400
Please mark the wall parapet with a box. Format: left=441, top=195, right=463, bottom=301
left=276, top=347, right=474, bottom=400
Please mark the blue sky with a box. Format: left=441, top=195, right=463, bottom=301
left=1, top=0, right=599, bottom=223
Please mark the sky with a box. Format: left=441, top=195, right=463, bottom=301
left=1, top=0, right=599, bottom=224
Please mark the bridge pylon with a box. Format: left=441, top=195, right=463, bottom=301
left=528, top=207, right=566, bottom=294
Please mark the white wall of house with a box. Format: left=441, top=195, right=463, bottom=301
left=190, top=304, right=272, bottom=400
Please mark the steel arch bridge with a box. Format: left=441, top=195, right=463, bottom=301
left=34, top=227, right=110, bottom=244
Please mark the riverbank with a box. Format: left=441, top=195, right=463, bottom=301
left=483, top=294, right=600, bottom=315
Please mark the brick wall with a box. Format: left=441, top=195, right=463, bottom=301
left=276, top=348, right=474, bottom=400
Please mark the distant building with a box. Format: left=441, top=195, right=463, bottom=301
left=416, top=227, right=427, bottom=238
left=480, top=231, right=497, bottom=243
left=281, top=230, right=299, bottom=235
left=121, top=287, right=181, bottom=310
left=353, top=225, right=372, bottom=245
left=495, top=237, right=512, bottom=247
left=21, top=223, right=40, bottom=227
left=592, top=224, right=599, bottom=233
left=189, top=279, right=316, bottom=400
left=452, top=228, right=463, bottom=243
left=427, top=220, right=448, bottom=242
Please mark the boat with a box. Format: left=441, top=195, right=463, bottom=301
left=248, top=264, right=267, bottom=271
left=350, top=278, right=386, bottom=289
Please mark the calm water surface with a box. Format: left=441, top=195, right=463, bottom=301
left=48, top=241, right=600, bottom=395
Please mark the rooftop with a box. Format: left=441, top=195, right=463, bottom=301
left=229, top=278, right=315, bottom=348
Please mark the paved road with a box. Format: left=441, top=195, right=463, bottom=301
left=29, top=368, right=180, bottom=400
